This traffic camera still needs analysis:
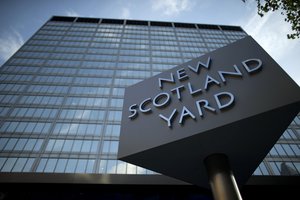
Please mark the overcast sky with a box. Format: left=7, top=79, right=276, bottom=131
left=0, top=0, right=299, bottom=85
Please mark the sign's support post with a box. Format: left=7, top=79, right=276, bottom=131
left=204, top=154, right=243, bottom=200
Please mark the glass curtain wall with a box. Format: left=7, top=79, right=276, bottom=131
left=0, top=17, right=299, bottom=176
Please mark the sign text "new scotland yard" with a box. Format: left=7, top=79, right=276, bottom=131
left=128, top=57, right=262, bottom=128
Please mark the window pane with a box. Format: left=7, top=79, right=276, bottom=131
left=270, top=162, right=280, bottom=175
left=0, top=158, right=7, bottom=170
left=76, top=159, right=87, bottom=173
left=102, top=141, right=110, bottom=153
left=53, top=140, right=64, bottom=152
left=23, top=158, right=34, bottom=172
left=0, top=138, right=9, bottom=150
left=81, top=141, right=92, bottom=153
left=62, top=140, right=73, bottom=152
left=12, top=158, right=27, bottom=172
left=259, top=162, right=269, bottom=175
left=44, top=159, right=58, bottom=173
left=116, top=161, right=126, bottom=174
left=36, top=159, right=47, bottom=172
left=33, top=139, right=43, bottom=151
left=72, top=141, right=82, bottom=152
left=45, top=140, right=55, bottom=151
left=253, top=167, right=262, bottom=175
left=277, top=162, right=298, bottom=175
left=91, top=141, right=98, bottom=153
left=4, top=139, right=18, bottom=151
left=137, top=166, right=147, bottom=174
left=98, top=160, right=107, bottom=173
left=110, top=141, right=119, bottom=154
left=127, top=163, right=137, bottom=174
left=1, top=158, right=17, bottom=172
left=24, top=139, right=37, bottom=151
left=106, top=160, right=117, bottom=174
left=55, top=159, right=68, bottom=173
left=14, top=139, right=28, bottom=151
left=86, top=160, right=95, bottom=173
left=65, top=159, right=77, bottom=173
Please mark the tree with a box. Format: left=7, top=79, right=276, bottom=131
left=244, top=0, right=300, bottom=39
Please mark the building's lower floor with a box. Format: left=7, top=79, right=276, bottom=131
left=0, top=174, right=299, bottom=200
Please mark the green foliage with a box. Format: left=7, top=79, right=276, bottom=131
left=256, top=0, right=300, bottom=39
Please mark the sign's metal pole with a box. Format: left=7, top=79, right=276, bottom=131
left=204, top=154, right=243, bottom=200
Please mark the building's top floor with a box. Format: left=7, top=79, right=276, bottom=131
left=49, top=16, right=245, bottom=33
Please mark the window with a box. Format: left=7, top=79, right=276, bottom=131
left=127, top=163, right=137, bottom=174
left=99, top=159, right=107, bottom=173
left=110, top=99, right=123, bottom=108
left=62, top=140, right=73, bottom=152
left=54, top=159, right=67, bottom=173
left=72, top=140, right=83, bottom=152
left=1, top=158, right=17, bottom=172
left=10, top=108, right=58, bottom=119
left=86, top=160, right=95, bottom=173
left=59, top=109, right=105, bottom=121
left=102, top=141, right=119, bottom=154
left=112, top=88, right=125, bottom=97
left=116, top=160, right=126, bottom=174
left=65, top=97, right=108, bottom=107
left=70, top=86, right=110, bottom=96
left=258, top=162, right=269, bottom=175
left=81, top=141, right=92, bottom=153
left=115, top=70, right=151, bottom=79
left=106, top=160, right=117, bottom=174
left=269, top=147, right=278, bottom=156
left=44, top=159, right=58, bottom=172
left=65, top=159, right=77, bottom=173
left=107, top=111, right=122, bottom=122
left=0, top=138, right=9, bottom=150
left=114, top=78, right=141, bottom=87
left=274, top=144, right=287, bottom=156
left=14, top=139, right=27, bottom=151
left=104, top=125, right=121, bottom=138
left=35, top=158, right=96, bottom=173
left=3, top=139, right=18, bottom=151
left=20, top=96, right=64, bottom=106
left=23, top=158, right=35, bottom=172
left=52, top=140, right=64, bottom=152
left=110, top=141, right=119, bottom=154
left=0, top=95, right=18, bottom=104
left=75, top=160, right=88, bottom=173
left=53, top=123, right=102, bottom=136
left=74, top=77, right=112, bottom=86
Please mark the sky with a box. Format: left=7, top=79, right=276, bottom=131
left=0, top=0, right=299, bottom=85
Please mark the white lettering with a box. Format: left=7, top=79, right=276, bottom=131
left=139, top=98, right=152, bottom=113
left=195, top=99, right=216, bottom=117
left=179, top=106, right=196, bottom=125
left=153, top=93, right=171, bottom=108
left=177, top=68, right=189, bottom=81
left=128, top=104, right=138, bottom=119
left=159, top=73, right=175, bottom=89
left=188, top=57, right=211, bottom=74
left=159, top=109, right=177, bottom=128
left=204, top=75, right=220, bottom=91
left=214, top=92, right=235, bottom=110
left=170, top=85, right=185, bottom=100
left=188, top=82, right=202, bottom=96
left=242, top=59, right=262, bottom=73
left=218, top=65, right=243, bottom=83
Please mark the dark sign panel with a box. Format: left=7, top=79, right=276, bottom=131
left=118, top=36, right=300, bottom=188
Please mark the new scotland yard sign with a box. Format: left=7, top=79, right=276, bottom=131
left=118, top=36, right=300, bottom=188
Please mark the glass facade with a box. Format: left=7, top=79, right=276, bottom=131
left=0, top=16, right=299, bottom=178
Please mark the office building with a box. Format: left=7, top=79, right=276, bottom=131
left=0, top=16, right=299, bottom=199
